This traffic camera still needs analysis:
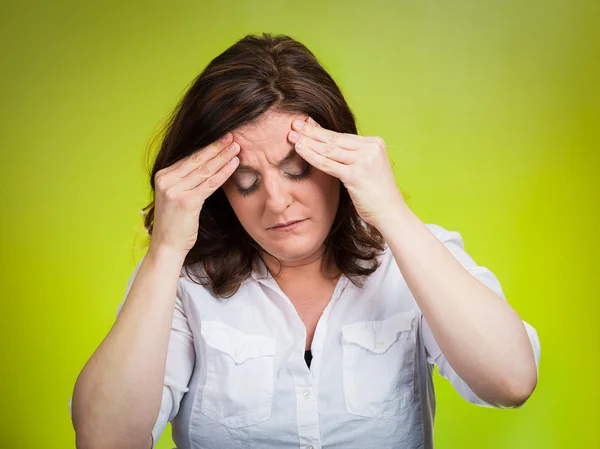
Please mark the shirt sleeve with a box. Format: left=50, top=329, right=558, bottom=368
left=421, top=224, right=541, bottom=409
left=69, top=256, right=195, bottom=448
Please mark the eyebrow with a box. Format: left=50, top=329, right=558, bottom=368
left=236, top=147, right=297, bottom=172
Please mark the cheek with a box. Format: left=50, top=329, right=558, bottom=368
left=317, top=171, right=340, bottom=193
left=222, top=185, right=244, bottom=218
left=302, top=174, right=340, bottom=212
left=222, top=185, right=261, bottom=225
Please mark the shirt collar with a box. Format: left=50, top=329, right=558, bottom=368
left=249, top=255, right=271, bottom=282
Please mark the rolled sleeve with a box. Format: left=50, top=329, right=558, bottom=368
left=145, top=295, right=195, bottom=446
left=422, top=224, right=541, bottom=408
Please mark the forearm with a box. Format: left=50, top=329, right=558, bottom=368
left=376, top=202, right=537, bottom=407
left=72, top=245, right=186, bottom=449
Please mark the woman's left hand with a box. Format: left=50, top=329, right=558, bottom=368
left=288, top=117, right=406, bottom=228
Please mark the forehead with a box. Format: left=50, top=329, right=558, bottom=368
left=232, top=110, right=307, bottom=165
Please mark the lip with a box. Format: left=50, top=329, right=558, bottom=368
left=269, top=219, right=306, bottom=231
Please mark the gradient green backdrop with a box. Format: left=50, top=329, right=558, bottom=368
left=2, top=0, right=598, bottom=448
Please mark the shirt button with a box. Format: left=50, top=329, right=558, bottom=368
left=303, top=389, right=313, bottom=399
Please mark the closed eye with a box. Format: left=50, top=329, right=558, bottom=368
left=236, top=162, right=312, bottom=197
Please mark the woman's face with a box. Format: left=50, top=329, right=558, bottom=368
left=222, top=110, right=340, bottom=267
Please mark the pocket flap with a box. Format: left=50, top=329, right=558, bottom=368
left=201, top=321, right=276, bottom=364
left=341, top=310, right=416, bottom=354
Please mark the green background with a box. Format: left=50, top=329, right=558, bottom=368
left=2, top=0, right=598, bottom=447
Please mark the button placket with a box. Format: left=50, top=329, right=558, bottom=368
left=262, top=269, right=348, bottom=449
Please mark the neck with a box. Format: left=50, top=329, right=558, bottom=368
left=260, top=245, right=339, bottom=283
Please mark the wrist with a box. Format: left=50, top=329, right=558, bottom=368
left=147, top=243, right=188, bottom=266
left=373, top=200, right=414, bottom=235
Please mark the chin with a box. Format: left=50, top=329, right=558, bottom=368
left=261, top=238, right=322, bottom=262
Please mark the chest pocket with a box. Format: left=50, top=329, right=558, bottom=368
left=341, top=310, right=418, bottom=418
left=198, top=321, right=276, bottom=428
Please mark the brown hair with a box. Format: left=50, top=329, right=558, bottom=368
left=141, top=32, right=396, bottom=298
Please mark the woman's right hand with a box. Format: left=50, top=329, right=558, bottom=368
left=150, top=132, right=240, bottom=255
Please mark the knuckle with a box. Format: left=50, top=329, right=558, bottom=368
left=198, top=164, right=212, bottom=178
left=154, top=173, right=167, bottom=190
left=373, top=136, right=386, bottom=150
left=368, top=143, right=380, bottom=154
left=320, top=157, right=331, bottom=170
left=207, top=175, right=220, bottom=189
left=327, top=132, right=338, bottom=144
left=324, top=144, right=336, bottom=156
left=164, top=186, right=179, bottom=201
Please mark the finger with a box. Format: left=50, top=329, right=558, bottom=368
left=192, top=155, right=240, bottom=199
left=307, top=117, right=321, bottom=128
left=179, top=141, right=240, bottom=190
left=291, top=119, right=361, bottom=150
left=178, top=132, right=235, bottom=178
left=294, top=141, right=349, bottom=180
left=164, top=133, right=235, bottom=177
left=289, top=132, right=355, bottom=165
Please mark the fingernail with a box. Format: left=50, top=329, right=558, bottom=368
left=308, top=117, right=318, bottom=126
left=293, top=120, right=304, bottom=130
left=289, top=131, right=300, bottom=142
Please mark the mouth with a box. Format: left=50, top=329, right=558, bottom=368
left=269, top=219, right=306, bottom=231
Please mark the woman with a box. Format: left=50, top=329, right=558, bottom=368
left=70, top=33, right=541, bottom=449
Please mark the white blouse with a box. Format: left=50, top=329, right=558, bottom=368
left=72, top=223, right=541, bottom=449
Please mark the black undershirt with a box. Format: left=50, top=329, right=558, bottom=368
left=304, top=349, right=313, bottom=368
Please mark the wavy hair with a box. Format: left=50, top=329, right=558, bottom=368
left=141, top=33, right=398, bottom=297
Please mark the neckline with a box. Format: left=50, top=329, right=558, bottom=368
left=250, top=254, right=348, bottom=288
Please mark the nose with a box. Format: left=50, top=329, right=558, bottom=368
left=263, top=174, right=292, bottom=214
